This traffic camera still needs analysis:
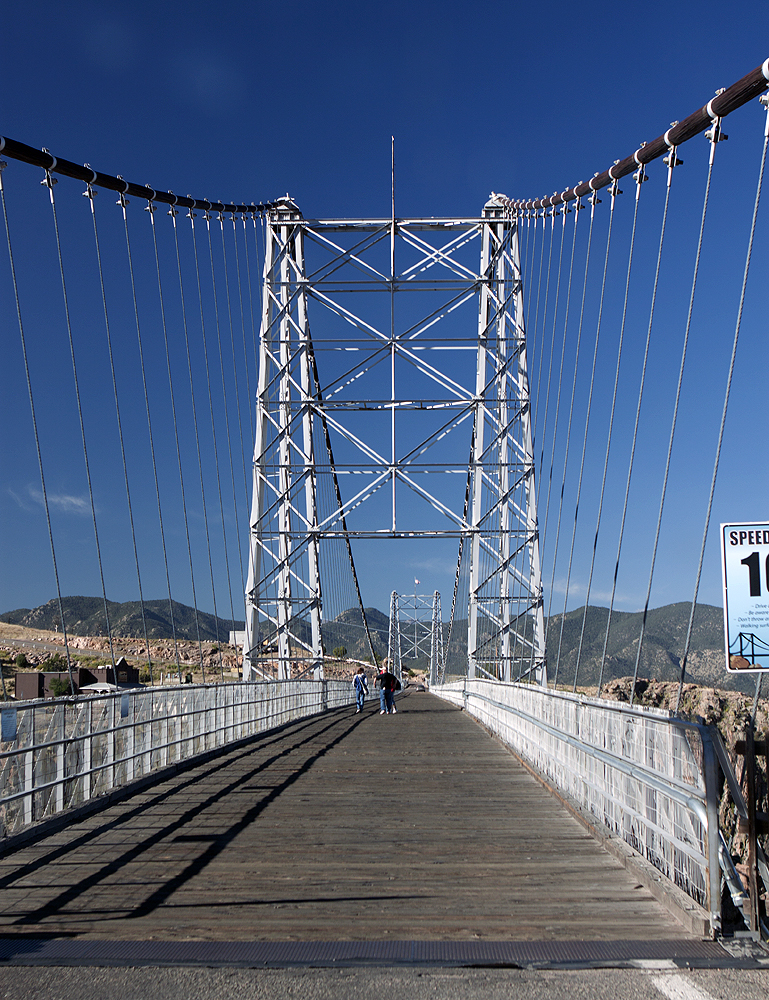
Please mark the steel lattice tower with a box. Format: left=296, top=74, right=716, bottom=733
left=244, top=196, right=545, bottom=685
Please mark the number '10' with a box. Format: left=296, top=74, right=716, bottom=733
left=740, top=551, right=769, bottom=597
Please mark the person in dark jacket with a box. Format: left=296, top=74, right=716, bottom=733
left=375, top=666, right=399, bottom=714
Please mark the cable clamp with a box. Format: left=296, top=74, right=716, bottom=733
left=607, top=164, right=622, bottom=197
left=662, top=145, right=683, bottom=168
left=0, top=136, right=5, bottom=152
left=663, top=121, right=679, bottom=147
left=759, top=92, right=769, bottom=139
left=41, top=148, right=57, bottom=171
left=704, top=118, right=728, bottom=144
left=633, top=142, right=647, bottom=167
left=705, top=88, right=727, bottom=122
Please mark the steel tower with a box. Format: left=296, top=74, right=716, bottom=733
left=244, top=196, right=545, bottom=684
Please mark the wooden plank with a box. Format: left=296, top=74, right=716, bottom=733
left=0, top=691, right=692, bottom=941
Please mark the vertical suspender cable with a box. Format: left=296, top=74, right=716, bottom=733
left=537, top=211, right=570, bottom=551
left=597, top=161, right=675, bottom=695
left=206, top=214, right=247, bottom=603
left=218, top=214, right=252, bottom=515
left=189, top=210, right=238, bottom=637
left=541, top=207, right=580, bottom=657
left=119, top=190, right=183, bottom=681
left=86, top=183, right=153, bottom=680
left=544, top=202, right=588, bottom=686
left=231, top=213, right=256, bottom=449
left=0, top=161, right=74, bottom=694
left=522, top=210, right=544, bottom=423
left=550, top=198, right=599, bottom=684
left=527, top=211, right=548, bottom=439
left=573, top=172, right=642, bottom=691
left=674, top=108, right=768, bottom=714
left=630, top=137, right=719, bottom=705
left=147, top=199, right=205, bottom=678
left=170, top=204, right=225, bottom=680
left=45, top=169, right=117, bottom=676
left=533, top=210, right=560, bottom=458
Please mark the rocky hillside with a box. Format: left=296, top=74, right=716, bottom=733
left=543, top=602, right=755, bottom=694
left=442, top=602, right=755, bottom=695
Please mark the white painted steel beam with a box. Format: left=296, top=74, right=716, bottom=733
left=245, top=197, right=545, bottom=684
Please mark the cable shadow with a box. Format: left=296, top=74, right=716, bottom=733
left=0, top=706, right=357, bottom=891
left=6, top=708, right=368, bottom=927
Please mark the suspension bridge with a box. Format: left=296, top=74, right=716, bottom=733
left=0, top=58, right=768, bottom=963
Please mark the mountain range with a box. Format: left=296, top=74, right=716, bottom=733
left=1, top=596, right=746, bottom=693
left=0, top=596, right=244, bottom=644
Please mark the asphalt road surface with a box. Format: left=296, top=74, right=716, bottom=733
left=0, top=964, right=768, bottom=1000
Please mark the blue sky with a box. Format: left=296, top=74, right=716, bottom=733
left=1, top=1, right=767, bottom=621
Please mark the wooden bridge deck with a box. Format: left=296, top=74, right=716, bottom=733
left=0, top=690, right=691, bottom=942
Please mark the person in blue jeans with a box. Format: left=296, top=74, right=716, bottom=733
left=353, top=667, right=368, bottom=713
left=375, top=666, right=398, bottom=714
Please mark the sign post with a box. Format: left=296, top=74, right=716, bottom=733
left=721, top=522, right=769, bottom=672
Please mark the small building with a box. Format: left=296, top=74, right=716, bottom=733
left=15, top=657, right=140, bottom=701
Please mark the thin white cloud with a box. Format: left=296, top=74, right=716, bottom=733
left=9, top=485, right=91, bottom=516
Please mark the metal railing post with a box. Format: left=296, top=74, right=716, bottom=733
left=23, top=746, right=33, bottom=827
left=703, top=727, right=723, bottom=938
left=84, top=700, right=92, bottom=801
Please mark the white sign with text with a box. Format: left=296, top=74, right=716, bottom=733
left=721, top=522, right=769, bottom=672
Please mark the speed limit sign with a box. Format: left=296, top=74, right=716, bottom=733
left=721, top=522, right=769, bottom=672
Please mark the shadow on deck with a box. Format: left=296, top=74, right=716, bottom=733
left=0, top=689, right=691, bottom=942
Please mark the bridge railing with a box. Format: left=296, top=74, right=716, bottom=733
left=434, top=679, right=722, bottom=933
left=0, top=679, right=354, bottom=842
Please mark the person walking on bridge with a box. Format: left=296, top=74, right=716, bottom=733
left=353, top=667, right=368, bottom=713
left=375, top=664, right=399, bottom=715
